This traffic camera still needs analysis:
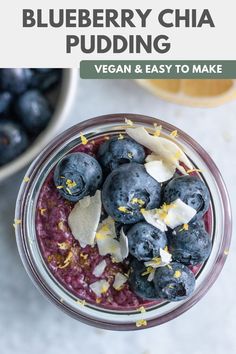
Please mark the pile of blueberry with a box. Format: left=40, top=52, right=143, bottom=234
left=54, top=134, right=212, bottom=302
left=0, top=68, right=62, bottom=167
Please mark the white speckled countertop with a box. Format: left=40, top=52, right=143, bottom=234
left=0, top=78, right=235, bottom=354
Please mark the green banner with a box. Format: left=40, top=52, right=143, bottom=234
left=80, top=60, right=236, bottom=79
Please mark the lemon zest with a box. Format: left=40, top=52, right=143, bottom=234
left=153, top=257, right=162, bottom=264
left=101, top=284, right=109, bottom=294
left=57, top=242, right=70, bottom=250
left=180, top=223, right=189, bottom=231
left=80, top=253, right=88, bottom=260
left=23, top=176, right=30, bottom=183
left=76, top=299, right=86, bottom=306
left=174, top=270, right=181, bottom=278
left=125, top=118, right=133, bottom=126
left=13, top=219, right=22, bottom=228
left=39, top=208, right=47, bottom=216
left=80, top=132, right=88, bottom=145
left=153, top=123, right=162, bottom=129
left=153, top=130, right=161, bottom=137
left=156, top=203, right=173, bottom=220
left=58, top=251, right=73, bottom=269
left=131, top=198, right=145, bottom=206
left=153, top=124, right=162, bottom=137
left=136, top=319, right=147, bottom=327
left=118, top=134, right=124, bottom=140
left=170, top=130, right=178, bottom=138
left=138, top=306, right=146, bottom=313
left=118, top=206, right=133, bottom=214
left=142, top=266, right=154, bottom=276
left=66, top=179, right=77, bottom=189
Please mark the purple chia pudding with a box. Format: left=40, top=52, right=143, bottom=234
left=36, top=130, right=212, bottom=310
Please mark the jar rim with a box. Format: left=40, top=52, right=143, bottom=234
left=15, top=113, right=232, bottom=330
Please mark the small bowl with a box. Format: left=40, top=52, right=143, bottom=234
left=0, top=69, right=78, bottom=183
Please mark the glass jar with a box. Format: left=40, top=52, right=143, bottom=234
left=15, top=114, right=232, bottom=330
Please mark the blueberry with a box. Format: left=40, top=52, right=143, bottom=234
left=0, top=92, right=12, bottom=114
left=97, top=136, right=145, bottom=171
left=0, top=69, right=32, bottom=94
left=31, top=69, right=62, bottom=91
left=127, top=222, right=167, bottom=261
left=129, top=258, right=158, bottom=300
left=34, top=69, right=53, bottom=73
left=0, top=120, right=28, bottom=166
left=102, top=163, right=161, bottom=224
left=15, top=90, right=52, bottom=135
left=163, top=175, right=210, bottom=221
left=54, top=152, right=103, bottom=202
left=153, top=262, right=195, bottom=301
left=168, top=222, right=212, bottom=265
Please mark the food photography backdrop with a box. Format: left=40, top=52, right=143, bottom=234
left=0, top=77, right=235, bottom=354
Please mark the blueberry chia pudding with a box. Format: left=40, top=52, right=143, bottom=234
left=36, top=120, right=212, bottom=314
left=0, top=68, right=62, bottom=167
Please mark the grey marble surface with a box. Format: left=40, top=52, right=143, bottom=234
left=0, top=78, right=235, bottom=354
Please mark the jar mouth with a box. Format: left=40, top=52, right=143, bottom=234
left=15, top=113, right=232, bottom=330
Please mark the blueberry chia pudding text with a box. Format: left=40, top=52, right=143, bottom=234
left=36, top=120, right=212, bottom=316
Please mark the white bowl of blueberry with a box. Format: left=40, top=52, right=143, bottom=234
left=0, top=68, right=77, bottom=182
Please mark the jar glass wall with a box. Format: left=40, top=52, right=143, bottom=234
left=15, top=114, right=232, bottom=330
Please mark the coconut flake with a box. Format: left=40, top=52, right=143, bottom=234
left=96, top=218, right=128, bottom=262
left=96, top=217, right=119, bottom=258
left=96, top=216, right=116, bottom=239
left=119, top=228, right=129, bottom=259
left=126, top=127, right=192, bottom=173
left=141, top=209, right=167, bottom=232
left=89, top=279, right=110, bottom=297
left=145, top=160, right=176, bottom=183
left=113, top=272, right=127, bottom=290
left=92, top=260, right=107, bottom=277
left=147, top=270, right=155, bottom=282
left=142, top=199, right=196, bottom=231
left=144, top=248, right=172, bottom=270
left=145, top=153, right=161, bottom=162
left=68, top=190, right=102, bottom=247
left=165, top=198, right=196, bottom=229
left=160, top=248, right=172, bottom=264
left=97, top=236, right=122, bottom=261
